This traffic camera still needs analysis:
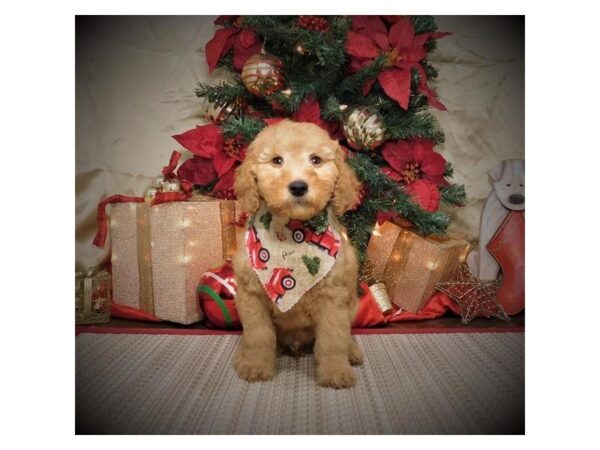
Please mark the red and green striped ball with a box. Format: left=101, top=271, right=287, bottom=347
left=197, top=261, right=241, bottom=329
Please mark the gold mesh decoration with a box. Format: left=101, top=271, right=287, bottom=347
left=75, top=268, right=111, bottom=325
left=241, top=50, right=285, bottom=97
left=342, top=106, right=386, bottom=151
left=436, top=263, right=509, bottom=325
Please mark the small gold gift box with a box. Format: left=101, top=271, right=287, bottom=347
left=75, top=269, right=111, bottom=325
left=366, top=222, right=470, bottom=313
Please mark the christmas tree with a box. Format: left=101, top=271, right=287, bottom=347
left=175, top=15, right=466, bottom=266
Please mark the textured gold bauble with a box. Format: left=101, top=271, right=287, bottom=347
left=241, top=51, right=285, bottom=97
left=342, top=106, right=386, bottom=151
left=201, top=97, right=240, bottom=125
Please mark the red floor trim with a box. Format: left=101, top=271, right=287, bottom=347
left=76, top=325, right=524, bottom=336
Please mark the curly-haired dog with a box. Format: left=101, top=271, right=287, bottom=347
left=232, top=120, right=363, bottom=389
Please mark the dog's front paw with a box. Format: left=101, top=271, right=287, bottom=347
left=317, top=360, right=357, bottom=389
left=234, top=347, right=276, bottom=382
left=348, top=342, right=364, bottom=366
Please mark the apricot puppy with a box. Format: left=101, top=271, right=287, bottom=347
left=232, top=120, right=363, bottom=389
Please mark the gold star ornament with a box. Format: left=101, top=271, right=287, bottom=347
left=435, top=263, right=509, bottom=325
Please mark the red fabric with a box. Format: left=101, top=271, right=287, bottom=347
left=76, top=325, right=523, bottom=337
left=109, top=300, right=162, bottom=322
left=387, top=292, right=460, bottom=321
left=351, top=282, right=387, bottom=327
left=93, top=195, right=145, bottom=248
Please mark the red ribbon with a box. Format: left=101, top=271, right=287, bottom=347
left=162, top=150, right=182, bottom=179
left=93, top=195, right=145, bottom=248
left=151, top=191, right=193, bottom=206
left=158, top=150, right=194, bottom=202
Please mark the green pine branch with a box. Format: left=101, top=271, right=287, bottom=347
left=440, top=184, right=467, bottom=206
left=221, top=116, right=266, bottom=141
left=195, top=80, right=247, bottom=104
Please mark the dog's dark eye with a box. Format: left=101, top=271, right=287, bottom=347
left=519, top=184, right=524, bottom=187
left=310, top=155, right=322, bottom=165
left=506, top=184, right=511, bottom=187
left=272, top=156, right=284, bottom=166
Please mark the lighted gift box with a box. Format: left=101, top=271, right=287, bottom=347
left=109, top=197, right=238, bottom=324
left=366, top=221, right=470, bottom=313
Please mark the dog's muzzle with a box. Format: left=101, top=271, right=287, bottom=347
left=288, top=180, right=308, bottom=197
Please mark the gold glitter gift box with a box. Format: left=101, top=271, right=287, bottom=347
left=366, top=221, right=470, bottom=313
left=109, top=197, right=238, bottom=324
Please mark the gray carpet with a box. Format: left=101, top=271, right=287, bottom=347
left=75, top=332, right=524, bottom=434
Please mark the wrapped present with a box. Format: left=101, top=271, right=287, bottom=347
left=75, top=268, right=111, bottom=325
left=197, top=261, right=241, bottom=329
left=94, top=195, right=239, bottom=324
left=366, top=221, right=470, bottom=313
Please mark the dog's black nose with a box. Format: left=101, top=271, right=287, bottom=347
left=288, top=180, right=308, bottom=197
left=509, top=194, right=525, bottom=205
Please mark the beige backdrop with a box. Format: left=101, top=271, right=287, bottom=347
left=75, top=16, right=524, bottom=271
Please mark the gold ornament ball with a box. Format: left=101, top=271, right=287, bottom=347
left=161, top=178, right=181, bottom=193
left=152, top=176, right=165, bottom=188
left=143, top=185, right=159, bottom=199
left=342, top=107, right=386, bottom=151
left=201, top=97, right=239, bottom=125
left=241, top=51, right=285, bottom=97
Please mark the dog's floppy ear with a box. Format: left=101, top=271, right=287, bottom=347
left=234, top=148, right=260, bottom=214
left=331, top=145, right=362, bottom=216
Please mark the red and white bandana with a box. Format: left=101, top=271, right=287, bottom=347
left=246, top=204, right=342, bottom=313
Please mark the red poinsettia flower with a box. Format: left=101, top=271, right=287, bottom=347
left=405, top=179, right=441, bottom=212
left=173, top=124, right=247, bottom=180
left=205, top=16, right=262, bottom=73
left=381, top=138, right=447, bottom=211
left=212, top=168, right=237, bottom=199
left=176, top=157, right=217, bottom=185
left=292, top=96, right=343, bottom=139
left=345, top=16, right=449, bottom=110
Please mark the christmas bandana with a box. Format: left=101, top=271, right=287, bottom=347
left=246, top=204, right=341, bottom=313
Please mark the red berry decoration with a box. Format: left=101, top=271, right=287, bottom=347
left=297, top=16, right=330, bottom=32
left=215, top=186, right=236, bottom=200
